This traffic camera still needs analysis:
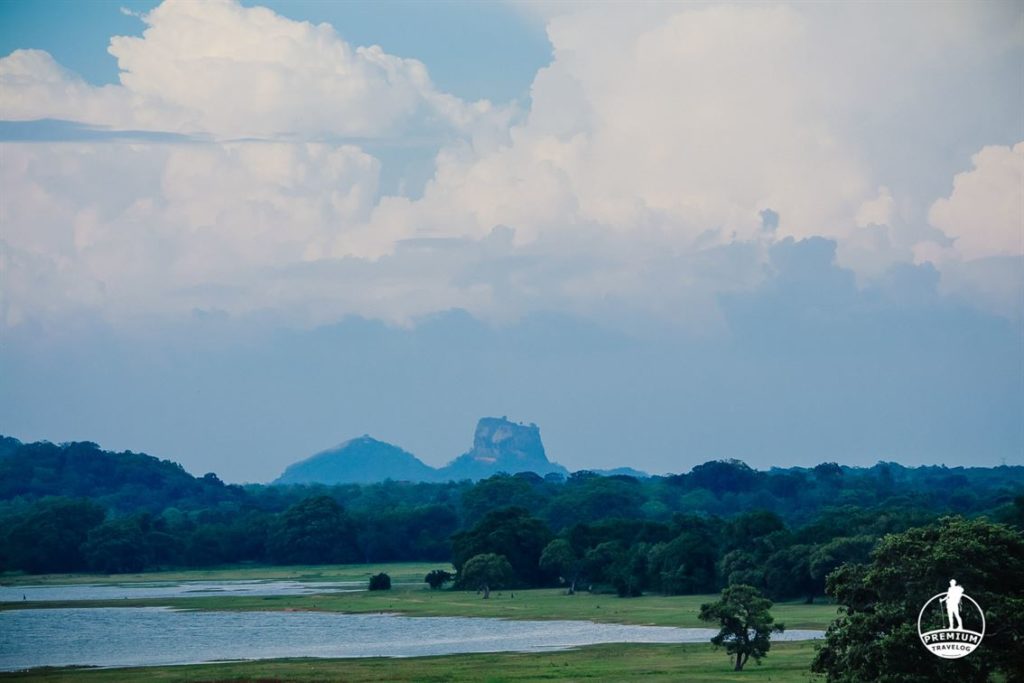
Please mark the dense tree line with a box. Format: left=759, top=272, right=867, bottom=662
left=0, top=437, right=1021, bottom=582
left=812, top=516, right=1024, bottom=683
left=3, top=437, right=1020, bottom=680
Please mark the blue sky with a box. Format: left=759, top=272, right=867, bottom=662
left=0, top=0, right=550, bottom=100
left=0, top=1, right=1021, bottom=481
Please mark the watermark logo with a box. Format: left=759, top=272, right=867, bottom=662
left=917, top=579, right=985, bottom=659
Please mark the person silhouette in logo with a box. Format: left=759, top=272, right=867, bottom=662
left=941, top=579, right=965, bottom=631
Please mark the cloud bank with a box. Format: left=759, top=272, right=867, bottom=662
left=1, top=0, right=1021, bottom=331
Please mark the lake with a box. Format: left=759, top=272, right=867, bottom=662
left=0, top=607, right=825, bottom=671
left=0, top=579, right=367, bottom=602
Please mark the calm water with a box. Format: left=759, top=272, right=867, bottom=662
left=0, top=607, right=825, bottom=671
left=0, top=579, right=365, bottom=602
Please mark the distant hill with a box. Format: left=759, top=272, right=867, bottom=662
left=438, top=417, right=568, bottom=480
left=0, top=435, right=21, bottom=459
left=272, top=417, right=570, bottom=485
left=273, top=436, right=437, bottom=485
left=0, top=437, right=240, bottom=512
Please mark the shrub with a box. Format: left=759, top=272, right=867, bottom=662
left=368, top=572, right=391, bottom=590
left=425, top=569, right=453, bottom=589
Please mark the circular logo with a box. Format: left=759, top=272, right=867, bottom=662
left=917, top=579, right=985, bottom=659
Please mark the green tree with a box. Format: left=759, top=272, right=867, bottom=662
left=460, top=475, right=546, bottom=525
left=612, top=542, right=650, bottom=597
left=81, top=518, right=148, bottom=573
left=647, top=524, right=719, bottom=595
left=720, top=549, right=764, bottom=590
left=808, top=535, right=876, bottom=589
left=425, top=569, right=453, bottom=589
left=539, top=539, right=584, bottom=594
left=763, top=544, right=817, bottom=602
left=461, top=553, right=515, bottom=599
left=4, top=498, right=105, bottom=573
left=582, top=540, right=624, bottom=587
left=724, top=510, right=786, bottom=552
left=688, top=460, right=759, bottom=495
left=699, top=584, right=784, bottom=671
left=368, top=572, right=391, bottom=590
left=812, top=516, right=1024, bottom=683
left=450, top=507, right=552, bottom=586
left=996, top=495, right=1024, bottom=530
left=266, top=495, right=359, bottom=565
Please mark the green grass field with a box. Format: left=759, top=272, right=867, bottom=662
left=1, top=586, right=836, bottom=630
left=0, top=562, right=446, bottom=586
left=1, top=563, right=837, bottom=629
left=0, top=642, right=822, bottom=682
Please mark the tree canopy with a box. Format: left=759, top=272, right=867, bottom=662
left=812, top=517, right=1024, bottom=683
left=0, top=437, right=1021, bottom=585
left=699, top=584, right=784, bottom=671
left=460, top=553, right=515, bottom=599
left=266, top=495, right=359, bottom=565
left=424, top=569, right=453, bottom=589
left=451, top=507, right=552, bottom=587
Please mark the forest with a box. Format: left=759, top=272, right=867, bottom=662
left=1, top=436, right=1022, bottom=605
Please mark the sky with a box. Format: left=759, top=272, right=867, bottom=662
left=0, top=0, right=1021, bottom=482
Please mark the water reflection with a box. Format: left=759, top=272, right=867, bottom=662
left=0, top=607, right=824, bottom=671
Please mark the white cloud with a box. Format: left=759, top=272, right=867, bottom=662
left=907, top=141, right=1024, bottom=318
left=1, top=0, right=502, bottom=139
left=339, top=3, right=877, bottom=265
left=0, top=49, right=134, bottom=127
left=0, top=141, right=381, bottom=324
left=1, top=0, right=1021, bottom=330
left=855, top=187, right=895, bottom=229
left=928, top=142, right=1023, bottom=261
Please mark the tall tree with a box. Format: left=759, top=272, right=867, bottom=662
left=461, top=553, right=514, bottom=599
left=266, top=495, right=359, bottom=565
left=450, top=507, right=552, bottom=586
left=812, top=517, right=1024, bottom=683
left=699, top=584, right=784, bottom=671
left=539, top=539, right=584, bottom=594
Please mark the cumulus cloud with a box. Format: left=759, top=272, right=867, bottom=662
left=928, top=142, right=1023, bottom=261
left=1, top=0, right=503, bottom=139
left=0, top=0, right=1021, bottom=331
left=888, top=142, right=1024, bottom=318
left=1, top=141, right=381, bottom=324
left=0, top=49, right=135, bottom=127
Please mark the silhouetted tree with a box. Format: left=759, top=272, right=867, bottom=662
left=368, top=572, right=391, bottom=590
left=425, top=569, right=453, bottom=589
left=689, top=460, right=759, bottom=495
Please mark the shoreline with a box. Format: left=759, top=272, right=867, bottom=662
left=0, top=641, right=823, bottom=682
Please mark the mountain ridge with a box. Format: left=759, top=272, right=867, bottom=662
left=274, top=417, right=573, bottom=485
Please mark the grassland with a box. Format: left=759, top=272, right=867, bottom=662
left=1, top=586, right=836, bottom=630
left=1, top=562, right=837, bottom=629
left=0, top=562, right=446, bottom=586
left=0, top=642, right=822, bottom=682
